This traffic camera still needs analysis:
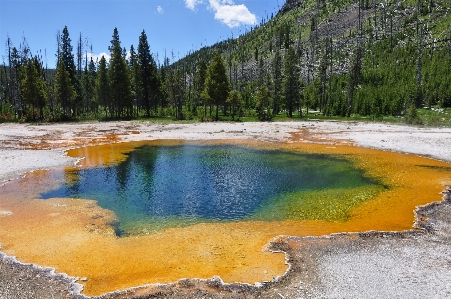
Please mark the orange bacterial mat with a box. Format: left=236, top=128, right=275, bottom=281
left=0, top=140, right=450, bottom=296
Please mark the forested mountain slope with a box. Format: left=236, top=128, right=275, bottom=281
left=176, top=0, right=451, bottom=119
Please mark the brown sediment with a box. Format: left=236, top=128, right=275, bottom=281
left=0, top=140, right=450, bottom=296
left=287, top=128, right=354, bottom=146
left=0, top=126, right=131, bottom=151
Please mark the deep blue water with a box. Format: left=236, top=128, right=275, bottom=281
left=40, top=144, right=380, bottom=234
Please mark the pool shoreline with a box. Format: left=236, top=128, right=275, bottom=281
left=1, top=121, right=451, bottom=298
left=1, top=186, right=450, bottom=298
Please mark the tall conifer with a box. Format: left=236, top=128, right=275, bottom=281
left=282, top=47, right=300, bottom=118
left=129, top=44, right=139, bottom=116
left=94, top=56, right=109, bottom=117
left=108, top=28, right=132, bottom=117
left=58, top=26, right=78, bottom=117
left=137, top=30, right=158, bottom=116
left=55, top=59, right=76, bottom=118
left=81, top=58, right=96, bottom=115
left=194, top=59, right=207, bottom=111
left=272, top=48, right=282, bottom=114
left=20, top=57, right=47, bottom=120
left=203, top=52, right=230, bottom=121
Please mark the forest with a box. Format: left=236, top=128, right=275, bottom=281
left=1, top=0, right=451, bottom=124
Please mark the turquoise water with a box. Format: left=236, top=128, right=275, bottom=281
left=40, top=144, right=384, bottom=235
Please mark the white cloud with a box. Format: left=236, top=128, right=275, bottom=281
left=86, top=51, right=134, bottom=65
left=185, top=0, right=256, bottom=27
left=185, top=0, right=204, bottom=11
left=209, top=0, right=257, bottom=28
left=125, top=51, right=132, bottom=61
left=87, top=52, right=111, bottom=63
left=157, top=6, right=164, bottom=14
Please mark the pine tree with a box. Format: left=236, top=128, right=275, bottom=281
left=20, top=57, right=47, bottom=120
left=282, top=47, right=300, bottom=118
left=137, top=30, right=158, bottom=117
left=76, top=33, right=83, bottom=84
left=255, top=85, right=273, bottom=121
left=256, top=56, right=265, bottom=86
left=108, top=28, right=132, bottom=117
left=55, top=59, right=76, bottom=119
left=319, top=48, right=328, bottom=113
left=81, top=58, right=96, bottom=116
left=284, top=23, right=290, bottom=49
left=94, top=56, right=109, bottom=117
left=203, top=52, right=230, bottom=121
left=272, top=48, right=282, bottom=114
left=159, top=57, right=170, bottom=109
left=194, top=59, right=207, bottom=111
left=129, top=44, right=140, bottom=116
left=226, top=90, right=243, bottom=121
left=8, top=46, right=23, bottom=117
left=347, top=45, right=363, bottom=117
left=165, top=67, right=184, bottom=119
left=59, top=26, right=78, bottom=117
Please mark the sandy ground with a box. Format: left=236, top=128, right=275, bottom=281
left=0, top=120, right=450, bottom=299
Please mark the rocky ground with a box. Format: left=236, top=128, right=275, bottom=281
left=0, top=120, right=450, bottom=299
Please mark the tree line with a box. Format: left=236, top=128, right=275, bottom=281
left=2, top=0, right=451, bottom=123
left=0, top=24, right=305, bottom=122
left=1, top=27, right=164, bottom=121
left=0, top=27, right=213, bottom=121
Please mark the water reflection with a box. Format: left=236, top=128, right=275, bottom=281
left=41, top=144, right=382, bottom=234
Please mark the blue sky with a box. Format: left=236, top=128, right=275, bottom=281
left=0, top=0, right=284, bottom=68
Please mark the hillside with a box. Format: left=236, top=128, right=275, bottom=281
left=175, top=0, right=451, bottom=119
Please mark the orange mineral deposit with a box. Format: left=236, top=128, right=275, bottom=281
left=0, top=140, right=449, bottom=296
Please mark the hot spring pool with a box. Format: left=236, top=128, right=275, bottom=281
left=40, top=143, right=385, bottom=235
left=1, top=140, right=449, bottom=296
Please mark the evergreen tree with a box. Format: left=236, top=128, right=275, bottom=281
left=318, top=46, right=328, bottom=113
left=129, top=44, right=140, bottom=116
left=347, top=45, right=363, bottom=117
left=255, top=85, right=273, bottom=121
left=284, top=23, right=291, bottom=49
left=257, top=57, right=265, bottom=86
left=81, top=58, right=96, bottom=116
left=203, top=52, right=230, bottom=121
left=108, top=28, right=132, bottom=117
left=194, top=59, right=208, bottom=113
left=9, top=46, right=23, bottom=117
left=59, top=26, right=78, bottom=117
left=94, top=56, right=109, bottom=117
left=282, top=47, right=300, bottom=118
left=226, top=90, right=243, bottom=121
left=405, top=103, right=421, bottom=124
left=159, top=63, right=168, bottom=110
left=137, top=30, right=158, bottom=116
left=20, top=57, right=47, bottom=120
left=55, top=59, right=76, bottom=118
left=165, top=67, right=184, bottom=119
left=272, top=48, right=282, bottom=114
